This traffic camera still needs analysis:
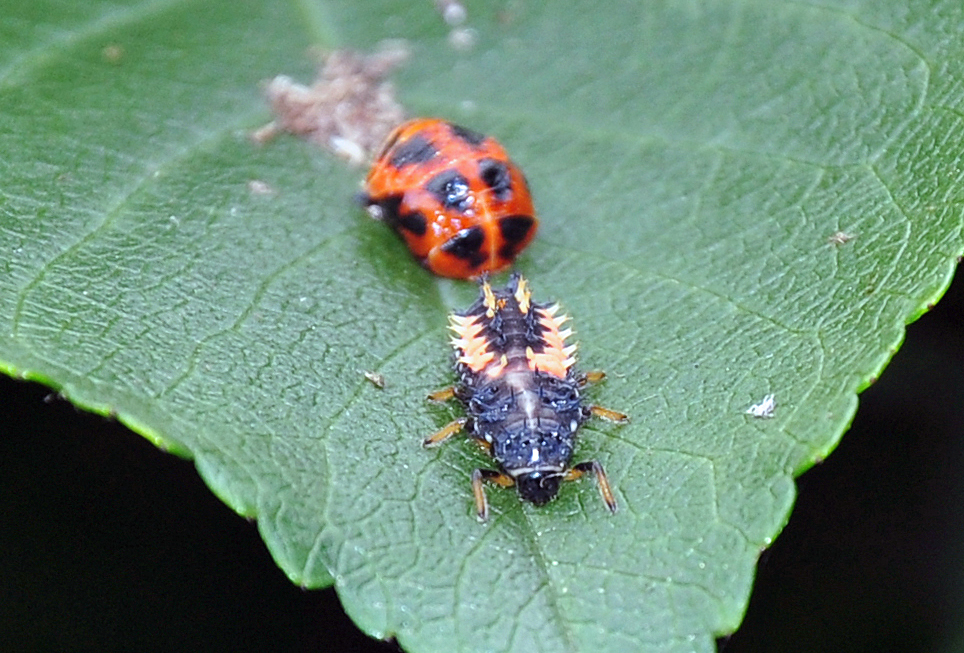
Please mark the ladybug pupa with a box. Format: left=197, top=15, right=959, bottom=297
left=362, top=118, right=539, bottom=279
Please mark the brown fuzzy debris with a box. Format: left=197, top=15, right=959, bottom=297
left=253, top=42, right=410, bottom=166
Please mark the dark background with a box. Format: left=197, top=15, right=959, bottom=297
left=2, top=270, right=963, bottom=653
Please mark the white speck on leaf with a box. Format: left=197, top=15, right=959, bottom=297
left=448, top=27, right=477, bottom=51
left=828, top=231, right=855, bottom=246
left=745, top=393, right=776, bottom=418
left=436, top=0, right=467, bottom=25
left=247, top=179, right=275, bottom=195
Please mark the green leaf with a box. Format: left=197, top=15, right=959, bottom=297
left=2, top=1, right=962, bottom=652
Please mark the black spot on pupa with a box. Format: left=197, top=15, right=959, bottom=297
left=499, top=243, right=521, bottom=262
left=449, top=123, right=487, bottom=146
left=442, top=226, right=486, bottom=267
left=498, top=215, right=535, bottom=249
left=425, top=170, right=472, bottom=212
left=389, top=135, right=437, bottom=168
left=499, top=220, right=535, bottom=260
left=478, top=159, right=512, bottom=200
left=397, top=212, right=427, bottom=236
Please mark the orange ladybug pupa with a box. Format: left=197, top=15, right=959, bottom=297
left=361, top=118, right=539, bottom=279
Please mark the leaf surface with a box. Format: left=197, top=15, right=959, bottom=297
left=1, top=1, right=962, bottom=651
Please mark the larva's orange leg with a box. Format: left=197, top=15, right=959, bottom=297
left=427, top=386, right=457, bottom=402
left=577, top=370, right=607, bottom=386
left=471, top=468, right=515, bottom=522
left=588, top=405, right=629, bottom=423
left=423, top=417, right=468, bottom=447
left=566, top=461, right=617, bottom=514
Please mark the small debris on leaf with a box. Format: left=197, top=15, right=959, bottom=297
left=448, top=28, right=478, bottom=51
left=364, top=371, right=386, bottom=389
left=745, top=393, right=776, bottom=418
left=436, top=0, right=468, bottom=26
left=102, top=43, right=124, bottom=63
left=247, top=179, right=276, bottom=196
left=253, top=42, right=409, bottom=166
left=827, top=231, right=855, bottom=246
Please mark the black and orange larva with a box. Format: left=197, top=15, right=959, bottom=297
left=426, top=274, right=628, bottom=520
